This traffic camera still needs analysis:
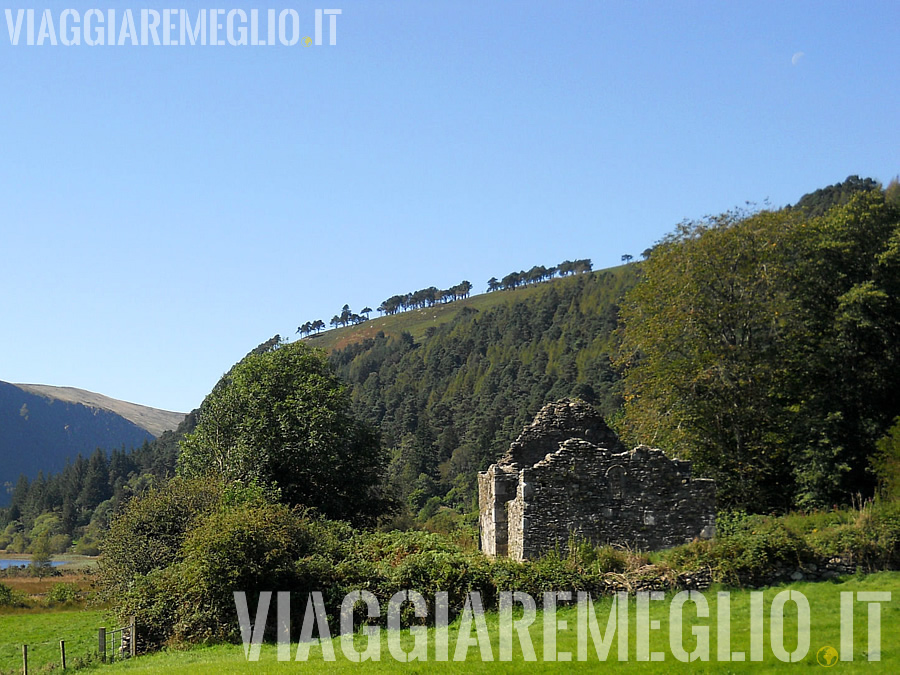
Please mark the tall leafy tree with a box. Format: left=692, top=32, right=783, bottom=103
left=617, top=191, right=900, bottom=510
left=779, top=191, right=900, bottom=503
left=178, top=340, right=390, bottom=525
left=616, top=209, right=797, bottom=510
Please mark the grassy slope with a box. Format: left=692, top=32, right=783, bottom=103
left=302, top=266, right=631, bottom=353
left=87, top=573, right=900, bottom=673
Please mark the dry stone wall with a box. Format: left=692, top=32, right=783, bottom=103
left=479, top=399, right=716, bottom=561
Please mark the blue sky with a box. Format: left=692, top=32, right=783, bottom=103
left=1, top=0, right=898, bottom=414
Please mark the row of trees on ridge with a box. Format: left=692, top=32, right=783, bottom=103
left=296, top=259, right=597, bottom=337
left=485, top=258, right=593, bottom=292
left=378, top=281, right=473, bottom=316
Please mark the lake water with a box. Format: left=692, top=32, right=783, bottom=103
left=0, top=558, right=67, bottom=570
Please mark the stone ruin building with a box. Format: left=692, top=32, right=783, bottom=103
left=478, top=399, right=716, bottom=560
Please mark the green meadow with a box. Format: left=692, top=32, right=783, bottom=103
left=50, top=572, right=897, bottom=674
left=0, top=608, right=107, bottom=673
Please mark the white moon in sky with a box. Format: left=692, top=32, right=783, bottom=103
left=792, top=52, right=805, bottom=66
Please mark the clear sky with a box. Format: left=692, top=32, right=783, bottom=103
left=1, top=0, right=898, bottom=414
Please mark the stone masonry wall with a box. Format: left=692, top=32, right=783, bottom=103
left=506, top=441, right=715, bottom=560
left=479, top=399, right=716, bottom=561
left=477, top=466, right=518, bottom=557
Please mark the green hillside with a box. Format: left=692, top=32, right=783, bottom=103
left=4, top=175, right=898, bottom=548
left=303, top=266, right=631, bottom=353
left=325, top=266, right=641, bottom=528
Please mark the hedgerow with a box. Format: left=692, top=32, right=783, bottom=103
left=98, top=482, right=900, bottom=651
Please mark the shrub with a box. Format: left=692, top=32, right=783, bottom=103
left=492, top=553, right=600, bottom=601
left=0, top=582, right=13, bottom=605
left=74, top=539, right=101, bottom=556
left=102, top=482, right=346, bottom=648
left=0, top=581, right=26, bottom=607
left=49, top=534, right=72, bottom=554
left=591, top=545, right=629, bottom=573
left=172, top=500, right=314, bottom=643
left=806, top=501, right=900, bottom=570
left=98, top=476, right=223, bottom=599
left=715, top=509, right=753, bottom=537
left=118, top=565, right=187, bottom=648
left=7, top=533, right=27, bottom=554
left=663, top=517, right=812, bottom=584
left=47, top=582, right=82, bottom=605
left=381, top=548, right=496, bottom=618
left=873, top=417, right=900, bottom=499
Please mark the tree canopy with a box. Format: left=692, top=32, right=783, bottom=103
left=616, top=190, right=900, bottom=510
left=178, top=340, right=389, bottom=525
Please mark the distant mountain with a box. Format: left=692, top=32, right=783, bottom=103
left=0, top=381, right=185, bottom=504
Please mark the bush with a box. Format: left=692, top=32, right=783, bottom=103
left=118, top=565, right=187, bottom=647
left=806, top=500, right=900, bottom=570
left=873, top=418, right=900, bottom=499
left=381, top=548, right=496, bottom=618
left=591, top=545, right=630, bottom=573
left=492, top=553, right=600, bottom=600
left=101, top=480, right=346, bottom=648
left=173, top=500, right=314, bottom=643
left=98, top=476, right=223, bottom=599
left=7, top=533, right=27, bottom=554
left=0, top=581, right=26, bottom=607
left=715, top=509, right=753, bottom=537
left=664, top=517, right=812, bottom=584
left=0, top=582, right=13, bottom=605
left=49, top=534, right=72, bottom=554
left=47, top=582, right=82, bottom=605
left=74, top=539, right=101, bottom=556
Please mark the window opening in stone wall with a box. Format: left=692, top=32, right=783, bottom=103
left=607, top=465, right=626, bottom=499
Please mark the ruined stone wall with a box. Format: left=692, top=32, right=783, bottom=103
left=478, top=399, right=716, bottom=561
left=498, top=399, right=624, bottom=469
left=477, top=466, right=518, bottom=557
left=506, top=483, right=526, bottom=560
left=506, top=441, right=715, bottom=560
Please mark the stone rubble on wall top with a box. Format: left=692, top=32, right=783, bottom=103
left=478, top=399, right=717, bottom=561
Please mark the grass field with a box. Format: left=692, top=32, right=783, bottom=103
left=0, top=608, right=107, bottom=674
left=71, top=572, right=899, bottom=673
left=0, top=571, right=95, bottom=597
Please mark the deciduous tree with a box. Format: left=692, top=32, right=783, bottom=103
left=178, top=340, right=389, bottom=525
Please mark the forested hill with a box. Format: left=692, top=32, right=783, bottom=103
left=0, top=381, right=185, bottom=506
left=4, top=174, right=896, bottom=541
left=327, top=266, right=640, bottom=523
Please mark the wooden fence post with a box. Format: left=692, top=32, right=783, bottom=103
left=22, top=644, right=27, bottom=675
left=60, top=639, right=66, bottom=670
left=98, top=627, right=106, bottom=663
left=130, top=616, right=137, bottom=657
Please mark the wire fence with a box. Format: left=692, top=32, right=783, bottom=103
left=0, top=617, right=136, bottom=674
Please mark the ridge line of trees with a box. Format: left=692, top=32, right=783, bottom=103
left=297, top=280, right=476, bottom=333
left=298, top=259, right=598, bottom=336
left=377, top=280, right=472, bottom=316
left=486, top=258, right=593, bottom=293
